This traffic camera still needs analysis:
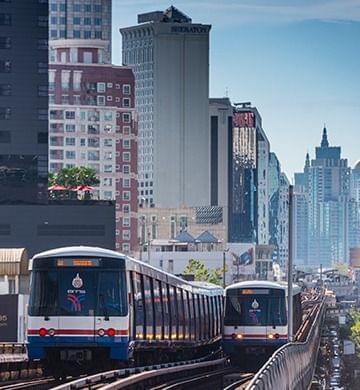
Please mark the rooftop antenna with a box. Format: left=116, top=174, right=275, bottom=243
left=225, top=87, right=228, bottom=98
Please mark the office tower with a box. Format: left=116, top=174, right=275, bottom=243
left=268, top=152, right=281, bottom=258
left=278, top=173, right=289, bottom=270
left=49, top=0, right=112, bottom=63
left=228, top=103, right=270, bottom=244
left=294, top=127, right=352, bottom=267
left=121, top=6, right=211, bottom=207
left=0, top=0, right=48, bottom=204
left=293, top=185, right=309, bottom=267
left=49, top=40, right=138, bottom=253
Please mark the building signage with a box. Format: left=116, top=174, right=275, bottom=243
left=171, top=26, right=208, bottom=34
left=0, top=295, right=18, bottom=342
left=233, top=111, right=255, bottom=128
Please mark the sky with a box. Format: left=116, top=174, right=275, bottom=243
left=112, top=0, right=360, bottom=179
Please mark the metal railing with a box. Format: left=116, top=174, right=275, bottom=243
left=246, top=298, right=326, bottom=390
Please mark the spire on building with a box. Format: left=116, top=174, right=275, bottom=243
left=321, top=126, right=329, bottom=148
left=305, top=152, right=310, bottom=170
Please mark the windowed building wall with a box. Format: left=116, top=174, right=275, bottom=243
left=49, top=41, right=138, bottom=253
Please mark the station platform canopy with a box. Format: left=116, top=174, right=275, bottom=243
left=0, top=248, right=29, bottom=276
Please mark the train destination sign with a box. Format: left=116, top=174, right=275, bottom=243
left=56, top=258, right=100, bottom=267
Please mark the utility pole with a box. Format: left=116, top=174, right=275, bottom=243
left=147, top=230, right=151, bottom=264
left=287, top=185, right=294, bottom=342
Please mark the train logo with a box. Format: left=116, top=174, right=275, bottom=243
left=251, top=299, right=259, bottom=309
left=67, top=293, right=85, bottom=312
left=72, top=273, right=83, bottom=289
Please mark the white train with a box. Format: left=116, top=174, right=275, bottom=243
left=27, top=246, right=223, bottom=378
left=223, top=280, right=302, bottom=362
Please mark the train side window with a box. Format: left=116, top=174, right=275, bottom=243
left=133, top=272, right=145, bottom=340
left=153, top=280, right=162, bottom=339
left=216, top=295, right=220, bottom=335
left=206, top=296, right=211, bottom=338
left=194, top=293, right=200, bottom=341
left=129, top=271, right=136, bottom=340
left=210, top=296, right=215, bottom=338
left=187, top=291, right=194, bottom=340
left=170, top=286, right=178, bottom=340
left=163, top=283, right=170, bottom=339
left=143, top=275, right=154, bottom=339
left=183, top=290, right=189, bottom=340
left=177, top=288, right=184, bottom=340
left=198, top=295, right=203, bottom=339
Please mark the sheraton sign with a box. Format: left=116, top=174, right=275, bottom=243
left=171, top=26, right=209, bottom=34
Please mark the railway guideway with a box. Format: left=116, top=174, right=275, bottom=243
left=245, top=295, right=326, bottom=390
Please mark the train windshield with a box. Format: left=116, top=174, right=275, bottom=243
left=224, top=288, right=287, bottom=326
left=29, top=269, right=127, bottom=317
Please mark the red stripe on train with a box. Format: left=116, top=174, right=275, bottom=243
left=27, top=329, right=128, bottom=336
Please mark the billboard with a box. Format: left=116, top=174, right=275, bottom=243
left=227, top=243, right=256, bottom=280
left=233, top=111, right=255, bottom=128
left=0, top=294, right=18, bottom=342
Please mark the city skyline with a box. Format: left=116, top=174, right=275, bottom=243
left=112, top=1, right=360, bottom=178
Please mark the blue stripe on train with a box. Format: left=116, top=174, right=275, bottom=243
left=27, top=336, right=129, bottom=360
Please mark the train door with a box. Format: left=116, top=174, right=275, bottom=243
left=57, top=269, right=96, bottom=343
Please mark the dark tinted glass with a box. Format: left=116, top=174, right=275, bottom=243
left=224, top=288, right=287, bottom=326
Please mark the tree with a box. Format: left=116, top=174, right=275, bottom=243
left=183, top=259, right=223, bottom=286
left=49, top=166, right=100, bottom=188
left=349, top=310, right=360, bottom=357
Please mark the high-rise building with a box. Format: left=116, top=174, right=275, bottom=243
left=0, top=0, right=48, bottom=204
left=278, top=173, right=289, bottom=270
left=49, top=0, right=112, bottom=63
left=228, top=103, right=270, bottom=244
left=121, top=6, right=211, bottom=207
left=293, top=185, right=309, bottom=267
left=294, top=128, right=353, bottom=267
left=48, top=39, right=138, bottom=253
left=268, top=152, right=281, bottom=256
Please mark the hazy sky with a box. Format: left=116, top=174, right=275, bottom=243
left=112, top=0, right=360, bottom=178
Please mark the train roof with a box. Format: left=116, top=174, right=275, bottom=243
left=225, top=280, right=301, bottom=295
left=30, top=246, right=223, bottom=295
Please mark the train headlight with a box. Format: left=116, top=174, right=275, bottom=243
left=98, top=328, right=105, bottom=337
left=268, top=334, right=274, bottom=339
left=274, top=333, right=280, bottom=339
left=48, top=328, right=55, bottom=337
left=107, top=328, right=116, bottom=337
left=39, top=328, right=47, bottom=337
left=236, top=334, right=243, bottom=339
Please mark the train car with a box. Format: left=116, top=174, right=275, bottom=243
left=27, top=246, right=223, bottom=377
left=223, top=280, right=302, bottom=363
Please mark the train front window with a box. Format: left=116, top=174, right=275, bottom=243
left=224, top=288, right=287, bottom=326
left=29, top=268, right=127, bottom=317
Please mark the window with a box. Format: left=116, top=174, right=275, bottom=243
left=65, top=124, right=75, bottom=133
left=97, top=82, right=105, bottom=92
left=65, top=111, right=75, bottom=119
left=123, top=178, right=130, bottom=188
left=73, top=95, right=81, bottom=104
left=104, top=164, right=112, bottom=173
left=123, top=139, right=130, bottom=149
left=123, top=84, right=131, bottom=95
left=50, top=149, right=64, bottom=160
left=0, top=37, right=11, bottom=49
left=94, top=31, right=102, bottom=39
left=84, top=4, right=91, bottom=12
left=0, top=60, right=11, bottom=73
left=107, top=95, right=113, bottom=101
left=122, top=230, right=130, bottom=240
left=123, top=98, right=130, bottom=107
left=123, top=191, right=130, bottom=201
left=0, top=83, right=11, bottom=96
left=103, top=177, right=112, bottom=186
left=50, top=136, right=63, bottom=146
left=104, top=125, right=112, bottom=133
left=84, top=31, right=92, bottom=39
left=88, top=124, right=99, bottom=134
left=61, top=95, right=69, bottom=104
left=103, top=111, right=113, bottom=121
left=73, top=17, right=81, bottom=25
left=88, top=137, right=99, bottom=147
left=123, top=204, right=130, bottom=214
left=49, top=95, right=55, bottom=104
left=104, top=139, right=112, bottom=147
left=104, top=151, right=112, bottom=160
left=107, top=83, right=113, bottom=88
left=59, top=3, right=66, bottom=11
left=65, top=151, right=76, bottom=159
left=122, top=113, right=131, bottom=123
left=123, top=152, right=131, bottom=162
left=123, top=165, right=130, bottom=174
left=123, top=217, right=130, bottom=227
left=65, top=137, right=75, bottom=146
left=80, top=138, right=85, bottom=147
left=115, top=83, right=120, bottom=89
left=0, top=14, right=11, bottom=26
left=88, top=150, right=100, bottom=161
left=0, top=107, right=10, bottom=120
left=97, top=96, right=105, bottom=106
left=123, top=126, right=131, bottom=135
left=73, top=30, right=81, bottom=38
left=50, top=3, right=57, bottom=11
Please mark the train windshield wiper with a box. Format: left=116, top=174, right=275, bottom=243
left=99, top=294, right=109, bottom=321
